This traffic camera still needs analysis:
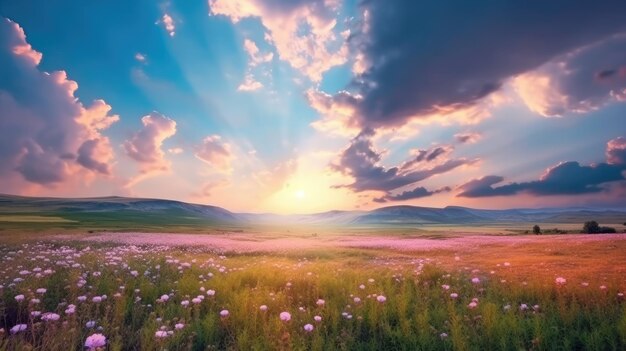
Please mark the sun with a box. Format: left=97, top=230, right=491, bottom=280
left=295, top=189, right=305, bottom=199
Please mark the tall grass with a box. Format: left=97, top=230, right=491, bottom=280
left=0, top=241, right=624, bottom=350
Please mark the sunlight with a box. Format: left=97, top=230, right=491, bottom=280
left=295, top=189, right=305, bottom=199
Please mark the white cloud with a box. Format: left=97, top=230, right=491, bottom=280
left=237, top=74, right=263, bottom=91
left=135, top=53, right=147, bottom=63
left=210, top=0, right=349, bottom=82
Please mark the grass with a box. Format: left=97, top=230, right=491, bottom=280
left=0, top=237, right=625, bottom=350
left=0, top=216, right=77, bottom=223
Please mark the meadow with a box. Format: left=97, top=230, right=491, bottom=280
left=1, top=231, right=625, bottom=350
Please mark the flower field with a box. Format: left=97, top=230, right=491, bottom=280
left=0, top=239, right=625, bottom=350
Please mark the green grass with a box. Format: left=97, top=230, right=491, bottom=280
left=0, top=240, right=624, bottom=350
left=0, top=215, right=77, bottom=223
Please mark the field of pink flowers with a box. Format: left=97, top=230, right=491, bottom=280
left=1, top=239, right=625, bottom=350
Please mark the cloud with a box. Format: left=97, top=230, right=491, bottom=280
left=0, top=18, right=119, bottom=190
left=243, top=39, right=273, bottom=66
left=191, top=178, right=231, bottom=200
left=458, top=137, right=626, bottom=197
left=331, top=129, right=475, bottom=197
left=237, top=39, right=273, bottom=93
left=454, top=132, right=482, bottom=144
left=309, top=85, right=507, bottom=136
left=210, top=0, right=348, bottom=81
left=252, top=158, right=298, bottom=195
left=194, top=135, right=233, bottom=172
left=237, top=74, right=263, bottom=91
left=373, top=186, right=451, bottom=203
left=159, top=13, right=176, bottom=37
left=135, top=53, right=147, bottom=63
left=456, top=175, right=516, bottom=198
left=123, top=112, right=177, bottom=186
left=316, top=1, right=626, bottom=129
left=307, top=89, right=362, bottom=136
left=398, top=145, right=454, bottom=173
left=168, top=147, right=184, bottom=155
left=607, top=136, right=626, bottom=165
left=514, top=34, right=626, bottom=117
left=77, top=138, right=113, bottom=175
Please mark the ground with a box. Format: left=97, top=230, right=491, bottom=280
left=1, top=230, right=625, bottom=350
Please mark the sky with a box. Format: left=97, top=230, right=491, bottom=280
left=0, top=0, right=625, bottom=214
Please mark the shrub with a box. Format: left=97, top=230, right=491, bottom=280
left=583, top=221, right=600, bottom=234
left=583, top=221, right=616, bottom=234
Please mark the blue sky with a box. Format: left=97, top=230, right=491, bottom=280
left=0, top=0, right=625, bottom=213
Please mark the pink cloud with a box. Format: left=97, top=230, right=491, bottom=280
left=308, top=87, right=505, bottom=138
left=237, top=74, right=263, bottom=92
left=159, top=13, right=176, bottom=37
left=307, top=89, right=362, bottom=136
left=0, top=18, right=119, bottom=192
left=210, top=0, right=348, bottom=82
left=252, top=158, right=298, bottom=196
left=513, top=34, right=626, bottom=117
left=607, top=137, right=626, bottom=165
left=124, top=112, right=176, bottom=164
left=123, top=112, right=177, bottom=186
left=168, top=147, right=184, bottom=155
left=243, top=39, right=273, bottom=66
left=194, top=135, right=233, bottom=172
left=191, top=178, right=231, bottom=201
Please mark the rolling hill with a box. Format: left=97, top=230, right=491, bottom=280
left=0, top=194, right=625, bottom=229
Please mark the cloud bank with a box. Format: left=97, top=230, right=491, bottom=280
left=210, top=0, right=349, bottom=81
left=331, top=129, right=474, bottom=201
left=458, top=137, right=626, bottom=198
left=312, top=0, right=626, bottom=130
left=0, top=18, right=119, bottom=190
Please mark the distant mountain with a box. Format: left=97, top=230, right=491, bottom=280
left=351, top=206, right=485, bottom=225
left=1, top=194, right=625, bottom=228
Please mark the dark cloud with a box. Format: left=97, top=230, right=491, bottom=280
left=458, top=137, right=626, bottom=197
left=332, top=129, right=473, bottom=199
left=374, top=186, right=451, bottom=203
left=457, top=175, right=522, bottom=198
left=596, top=69, right=617, bottom=80
left=334, top=0, right=626, bottom=128
left=398, top=145, right=453, bottom=173
left=454, top=132, right=481, bottom=144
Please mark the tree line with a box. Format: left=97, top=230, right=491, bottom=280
left=532, top=221, right=622, bottom=235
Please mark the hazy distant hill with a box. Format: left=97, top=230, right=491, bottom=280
left=0, top=194, right=625, bottom=228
